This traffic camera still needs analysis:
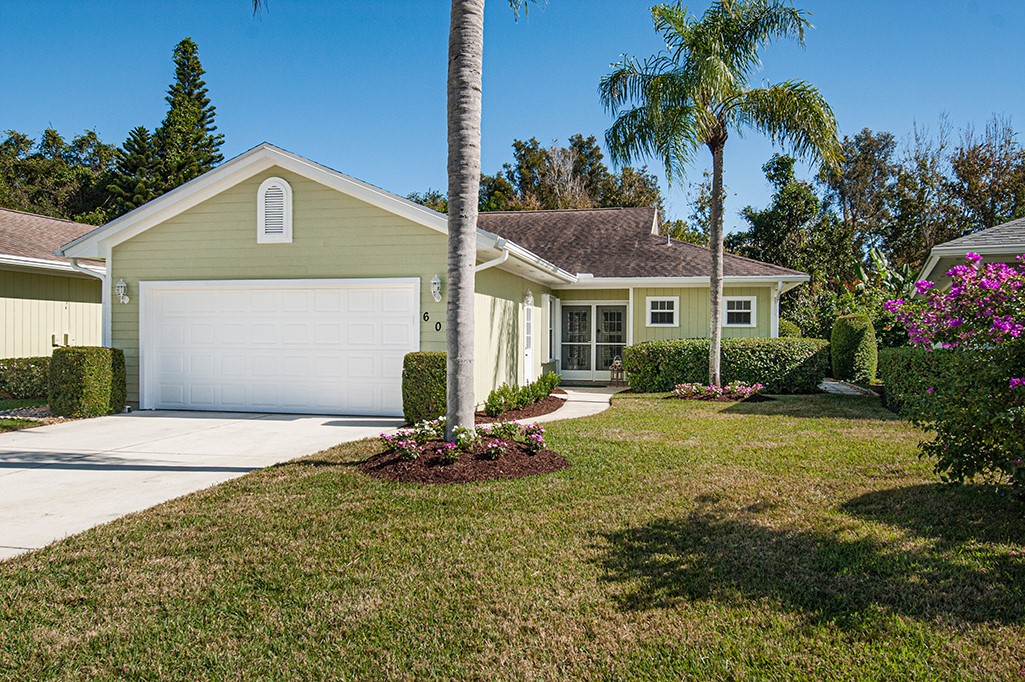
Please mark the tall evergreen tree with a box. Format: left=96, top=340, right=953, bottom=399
left=154, top=37, right=224, bottom=192
left=107, top=126, right=161, bottom=217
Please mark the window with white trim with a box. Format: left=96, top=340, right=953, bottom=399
left=257, top=177, right=293, bottom=243
left=646, top=296, right=679, bottom=327
left=723, top=296, right=757, bottom=327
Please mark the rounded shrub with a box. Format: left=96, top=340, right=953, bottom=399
left=830, top=313, right=878, bottom=382
left=778, top=319, right=802, bottom=338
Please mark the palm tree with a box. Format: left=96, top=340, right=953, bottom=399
left=599, top=0, right=842, bottom=385
left=253, top=1, right=525, bottom=439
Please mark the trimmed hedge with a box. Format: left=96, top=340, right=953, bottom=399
left=48, top=347, right=127, bottom=417
left=0, top=356, right=50, bottom=399
left=778, top=319, right=802, bottom=338
left=831, top=314, right=878, bottom=382
left=401, top=351, right=447, bottom=424
left=877, top=347, right=965, bottom=413
left=622, top=337, right=830, bottom=394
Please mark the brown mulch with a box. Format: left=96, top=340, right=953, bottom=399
left=359, top=441, right=569, bottom=485
left=552, top=388, right=567, bottom=395
left=473, top=395, right=566, bottom=424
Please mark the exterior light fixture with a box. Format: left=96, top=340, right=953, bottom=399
left=430, top=274, right=443, bottom=303
left=115, top=278, right=130, bottom=304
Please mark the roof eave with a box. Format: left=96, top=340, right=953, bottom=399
left=555, top=274, right=809, bottom=289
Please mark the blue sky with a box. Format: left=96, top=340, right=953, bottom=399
left=2, top=1, right=1023, bottom=232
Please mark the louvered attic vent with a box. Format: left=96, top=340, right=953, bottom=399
left=257, top=177, right=293, bottom=243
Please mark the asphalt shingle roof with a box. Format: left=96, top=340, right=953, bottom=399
left=0, top=208, right=99, bottom=265
left=935, top=217, right=1025, bottom=249
left=477, top=207, right=804, bottom=278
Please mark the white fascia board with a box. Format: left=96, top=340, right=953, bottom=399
left=501, top=240, right=577, bottom=284
left=554, top=274, right=809, bottom=290
left=0, top=254, right=104, bottom=277
left=930, top=243, right=1025, bottom=256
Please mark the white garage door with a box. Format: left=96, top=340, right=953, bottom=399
left=140, top=279, right=419, bottom=416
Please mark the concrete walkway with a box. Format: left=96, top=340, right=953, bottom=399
left=0, top=410, right=403, bottom=561
left=818, top=378, right=878, bottom=396
left=523, top=386, right=622, bottom=424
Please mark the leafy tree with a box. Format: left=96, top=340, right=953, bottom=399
left=0, top=128, right=118, bottom=223
left=406, top=188, right=448, bottom=213
left=946, top=115, right=1025, bottom=235
left=599, top=1, right=842, bottom=384
left=107, top=127, right=161, bottom=218
left=153, top=37, right=224, bottom=193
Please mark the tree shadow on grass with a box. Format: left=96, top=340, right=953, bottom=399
left=597, top=501, right=1024, bottom=626
left=722, top=394, right=896, bottom=421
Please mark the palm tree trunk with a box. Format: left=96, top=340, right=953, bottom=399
left=707, top=141, right=725, bottom=386
left=445, top=0, right=485, bottom=440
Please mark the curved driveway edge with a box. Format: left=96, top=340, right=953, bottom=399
left=0, top=411, right=403, bottom=561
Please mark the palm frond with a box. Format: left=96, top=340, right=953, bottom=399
left=729, top=80, right=843, bottom=172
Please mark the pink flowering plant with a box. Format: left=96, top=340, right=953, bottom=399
left=887, top=253, right=1025, bottom=488
left=379, top=419, right=547, bottom=464
left=673, top=381, right=764, bottom=401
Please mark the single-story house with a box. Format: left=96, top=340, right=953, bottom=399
left=920, top=217, right=1025, bottom=288
left=58, top=143, right=807, bottom=417
left=1, top=208, right=103, bottom=358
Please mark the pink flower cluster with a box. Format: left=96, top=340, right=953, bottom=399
left=888, top=253, right=1025, bottom=349
left=673, top=381, right=764, bottom=401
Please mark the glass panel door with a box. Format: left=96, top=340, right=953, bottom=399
left=561, top=306, right=591, bottom=371
left=595, top=306, right=626, bottom=372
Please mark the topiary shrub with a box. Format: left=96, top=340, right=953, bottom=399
left=830, top=313, right=877, bottom=382
left=49, top=347, right=126, bottom=417
left=877, top=347, right=965, bottom=413
left=622, top=338, right=830, bottom=394
left=401, top=351, right=447, bottom=424
left=0, top=356, right=50, bottom=399
left=778, top=319, right=802, bottom=338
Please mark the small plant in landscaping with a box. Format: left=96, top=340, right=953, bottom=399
left=482, top=439, right=506, bottom=460
left=519, top=423, right=546, bottom=454
left=673, top=381, right=764, bottom=401
left=394, top=439, right=422, bottom=462
left=483, top=372, right=561, bottom=417
left=435, top=442, right=460, bottom=464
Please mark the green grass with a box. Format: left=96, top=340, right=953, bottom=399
left=1, top=394, right=1022, bottom=680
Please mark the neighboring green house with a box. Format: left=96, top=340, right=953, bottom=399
left=58, top=143, right=806, bottom=416
left=1, top=208, right=103, bottom=359
left=920, top=217, right=1025, bottom=289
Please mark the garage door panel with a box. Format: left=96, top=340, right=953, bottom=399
left=143, top=279, right=418, bottom=416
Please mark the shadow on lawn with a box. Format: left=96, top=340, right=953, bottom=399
left=598, top=492, right=1024, bottom=626
left=721, top=394, right=895, bottom=421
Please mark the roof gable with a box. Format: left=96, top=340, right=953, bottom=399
left=59, top=143, right=461, bottom=259
left=932, top=217, right=1025, bottom=251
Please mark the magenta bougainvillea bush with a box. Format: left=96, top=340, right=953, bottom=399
left=887, top=253, right=1025, bottom=488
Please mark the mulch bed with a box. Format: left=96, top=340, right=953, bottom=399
left=473, top=394, right=566, bottom=424
left=359, top=441, right=568, bottom=485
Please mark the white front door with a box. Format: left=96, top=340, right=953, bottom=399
left=560, top=303, right=627, bottom=382
left=140, top=278, right=419, bottom=416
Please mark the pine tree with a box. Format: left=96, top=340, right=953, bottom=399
left=154, top=37, right=224, bottom=192
left=107, top=126, right=160, bottom=218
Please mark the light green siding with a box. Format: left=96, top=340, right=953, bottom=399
left=111, top=167, right=449, bottom=403
left=557, top=288, right=628, bottom=301
left=474, top=267, right=551, bottom=401
left=631, top=286, right=772, bottom=342
left=1, top=268, right=101, bottom=358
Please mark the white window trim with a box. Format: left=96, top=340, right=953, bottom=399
left=645, top=296, right=679, bottom=327
left=722, top=295, right=758, bottom=328
left=257, top=176, right=293, bottom=244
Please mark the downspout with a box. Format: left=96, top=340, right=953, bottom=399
left=474, top=239, right=510, bottom=272
left=770, top=280, right=783, bottom=338
left=70, top=258, right=111, bottom=347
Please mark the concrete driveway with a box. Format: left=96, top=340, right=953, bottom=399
left=0, top=410, right=402, bottom=561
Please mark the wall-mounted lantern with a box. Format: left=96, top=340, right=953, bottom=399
left=430, top=274, right=443, bottom=303
left=115, top=278, right=130, bottom=304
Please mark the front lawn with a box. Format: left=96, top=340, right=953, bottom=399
left=1, top=394, right=1022, bottom=679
